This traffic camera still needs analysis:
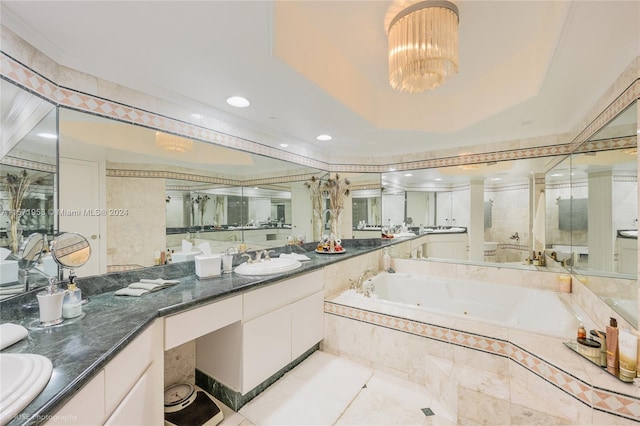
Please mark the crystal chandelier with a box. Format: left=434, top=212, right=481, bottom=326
left=155, top=132, right=193, bottom=154
left=388, top=1, right=459, bottom=93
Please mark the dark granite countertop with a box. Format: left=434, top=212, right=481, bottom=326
left=0, top=238, right=390, bottom=425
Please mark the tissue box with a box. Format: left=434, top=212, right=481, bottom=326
left=0, top=260, right=18, bottom=284
left=195, top=254, right=221, bottom=278
left=172, top=251, right=200, bottom=263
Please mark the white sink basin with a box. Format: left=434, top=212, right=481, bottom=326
left=234, top=258, right=302, bottom=276
left=423, top=227, right=466, bottom=234
left=0, top=353, right=53, bottom=424
left=393, top=232, right=417, bottom=238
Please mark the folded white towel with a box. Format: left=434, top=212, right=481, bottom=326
left=115, top=288, right=149, bottom=297
left=0, top=323, right=29, bottom=350
left=279, top=253, right=311, bottom=261
left=139, top=278, right=180, bottom=285
left=115, top=278, right=179, bottom=296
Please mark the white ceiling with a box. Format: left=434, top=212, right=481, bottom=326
left=1, top=1, right=638, bottom=163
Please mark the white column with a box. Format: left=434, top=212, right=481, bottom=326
left=468, top=179, right=484, bottom=261
left=587, top=169, right=614, bottom=271
left=532, top=174, right=546, bottom=254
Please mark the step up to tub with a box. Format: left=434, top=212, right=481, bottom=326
left=425, top=358, right=571, bottom=425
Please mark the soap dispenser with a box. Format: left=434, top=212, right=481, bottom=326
left=62, top=275, right=82, bottom=319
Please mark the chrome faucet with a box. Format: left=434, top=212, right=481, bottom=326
left=353, top=269, right=376, bottom=294
left=510, top=232, right=520, bottom=242
left=255, top=250, right=276, bottom=262
left=241, top=253, right=254, bottom=264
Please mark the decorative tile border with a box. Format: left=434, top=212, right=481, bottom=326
left=325, top=301, right=640, bottom=422
left=571, top=82, right=640, bottom=152
left=2, top=49, right=637, bottom=174
left=107, top=168, right=319, bottom=187
left=0, top=156, right=56, bottom=173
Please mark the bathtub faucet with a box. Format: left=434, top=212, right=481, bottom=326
left=353, top=269, right=376, bottom=294
left=510, top=232, right=520, bottom=242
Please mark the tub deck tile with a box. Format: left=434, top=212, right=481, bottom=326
left=324, top=300, right=640, bottom=422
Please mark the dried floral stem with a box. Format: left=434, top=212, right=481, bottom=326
left=5, top=170, right=43, bottom=252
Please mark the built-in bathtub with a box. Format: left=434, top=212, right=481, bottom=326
left=336, top=272, right=587, bottom=339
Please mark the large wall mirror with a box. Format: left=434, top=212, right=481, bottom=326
left=570, top=101, right=638, bottom=326
left=381, top=156, right=568, bottom=265
left=2, top=77, right=637, bottom=328
left=0, top=79, right=58, bottom=298
left=57, top=108, right=323, bottom=274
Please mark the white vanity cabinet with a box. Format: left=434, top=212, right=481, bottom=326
left=242, top=305, right=292, bottom=391
left=45, top=319, right=163, bottom=425
left=617, top=237, right=638, bottom=274
left=197, top=269, right=325, bottom=394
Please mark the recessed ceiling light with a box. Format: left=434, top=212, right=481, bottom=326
left=404, top=173, right=413, bottom=177
left=316, top=134, right=332, bottom=141
left=434, top=178, right=442, bottom=181
left=191, top=113, right=203, bottom=119
left=226, top=96, right=251, bottom=108
left=37, top=133, right=57, bottom=139
left=280, top=143, right=289, bottom=148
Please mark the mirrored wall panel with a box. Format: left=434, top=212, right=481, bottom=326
left=0, top=79, right=58, bottom=297
left=58, top=108, right=323, bottom=273
left=570, top=102, right=638, bottom=326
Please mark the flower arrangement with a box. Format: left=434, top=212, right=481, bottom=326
left=4, top=170, right=44, bottom=253
left=323, top=173, right=351, bottom=228
left=305, top=174, right=350, bottom=242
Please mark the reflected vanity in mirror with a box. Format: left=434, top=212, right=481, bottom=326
left=0, top=79, right=58, bottom=299
left=57, top=107, right=323, bottom=271
left=381, top=156, right=562, bottom=264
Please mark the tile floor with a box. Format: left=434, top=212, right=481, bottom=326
left=214, top=351, right=455, bottom=426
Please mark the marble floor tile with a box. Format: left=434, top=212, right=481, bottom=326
left=335, top=386, right=427, bottom=426
left=233, top=351, right=457, bottom=426
left=239, top=352, right=372, bottom=425
left=336, top=370, right=455, bottom=426
left=213, top=395, right=250, bottom=426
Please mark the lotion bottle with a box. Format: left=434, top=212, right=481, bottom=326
left=619, top=328, right=637, bottom=381
left=606, top=317, right=619, bottom=375
left=62, top=282, right=82, bottom=319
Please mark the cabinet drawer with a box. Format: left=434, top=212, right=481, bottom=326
left=244, top=269, right=323, bottom=321
left=44, top=370, right=105, bottom=425
left=104, top=325, right=154, bottom=414
left=165, top=295, right=242, bottom=350
left=104, top=367, right=157, bottom=426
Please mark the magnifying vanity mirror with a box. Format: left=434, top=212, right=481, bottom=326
left=51, top=232, right=92, bottom=275
left=17, top=232, right=45, bottom=290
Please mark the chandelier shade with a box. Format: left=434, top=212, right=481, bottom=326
left=388, top=0, right=459, bottom=93
left=155, top=132, right=193, bottom=154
